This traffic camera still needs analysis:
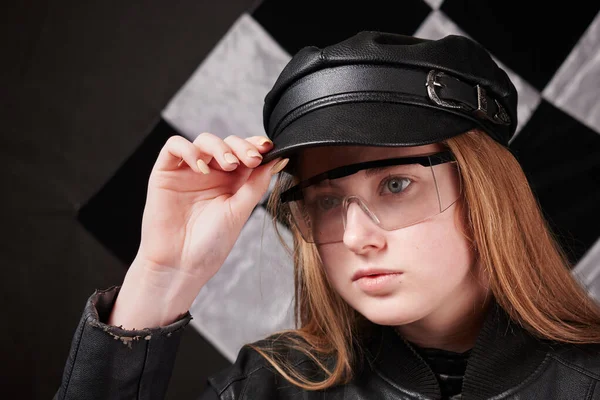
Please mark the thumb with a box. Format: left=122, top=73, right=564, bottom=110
left=228, top=158, right=287, bottom=216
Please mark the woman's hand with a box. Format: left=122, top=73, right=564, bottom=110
left=109, top=133, right=288, bottom=329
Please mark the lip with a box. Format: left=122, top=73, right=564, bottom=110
left=351, top=268, right=403, bottom=281
left=353, top=271, right=403, bottom=294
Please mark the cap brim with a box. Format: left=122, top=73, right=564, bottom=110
left=260, top=102, right=476, bottom=169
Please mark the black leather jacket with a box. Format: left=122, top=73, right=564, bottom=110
left=54, top=286, right=600, bottom=399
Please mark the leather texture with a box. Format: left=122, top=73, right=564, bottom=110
left=205, top=302, right=600, bottom=400
left=53, top=286, right=192, bottom=400
left=260, top=31, right=519, bottom=166
left=54, top=286, right=600, bottom=399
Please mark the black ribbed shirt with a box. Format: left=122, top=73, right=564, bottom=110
left=410, top=344, right=471, bottom=400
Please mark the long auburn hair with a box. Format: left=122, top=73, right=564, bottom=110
left=248, top=128, right=600, bottom=390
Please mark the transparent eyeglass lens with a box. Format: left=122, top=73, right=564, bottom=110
left=288, top=161, right=461, bottom=244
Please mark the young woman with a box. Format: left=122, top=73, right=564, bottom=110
left=55, top=31, right=600, bottom=400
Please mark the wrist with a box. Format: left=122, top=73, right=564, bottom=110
left=108, top=258, right=201, bottom=329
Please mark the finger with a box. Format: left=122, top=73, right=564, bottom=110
left=228, top=157, right=285, bottom=219
left=155, top=134, right=209, bottom=174
left=245, top=136, right=273, bottom=153
left=223, top=135, right=265, bottom=168
left=192, top=132, right=241, bottom=172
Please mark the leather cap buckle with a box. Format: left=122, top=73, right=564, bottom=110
left=426, top=70, right=468, bottom=111
left=426, top=70, right=511, bottom=126
left=475, top=85, right=511, bottom=125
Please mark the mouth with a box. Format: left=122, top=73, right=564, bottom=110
left=351, top=268, right=403, bottom=282
left=352, top=270, right=404, bottom=294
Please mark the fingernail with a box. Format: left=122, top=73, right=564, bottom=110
left=258, top=137, right=273, bottom=146
left=247, top=149, right=262, bottom=159
left=270, top=158, right=289, bottom=175
left=196, top=159, right=210, bottom=174
left=224, top=153, right=239, bottom=164
left=177, top=158, right=185, bottom=168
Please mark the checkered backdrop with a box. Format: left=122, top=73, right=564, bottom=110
left=79, top=0, right=600, bottom=396
left=4, top=1, right=598, bottom=398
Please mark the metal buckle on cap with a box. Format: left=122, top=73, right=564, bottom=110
left=474, top=85, right=511, bottom=125
left=426, top=70, right=468, bottom=110
left=426, top=70, right=511, bottom=125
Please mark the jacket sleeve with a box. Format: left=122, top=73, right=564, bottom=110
left=53, top=285, right=193, bottom=400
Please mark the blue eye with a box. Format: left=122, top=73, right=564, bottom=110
left=384, top=177, right=411, bottom=194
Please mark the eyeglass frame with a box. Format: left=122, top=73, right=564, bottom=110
left=279, top=150, right=457, bottom=204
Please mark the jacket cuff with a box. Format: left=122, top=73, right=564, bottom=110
left=55, top=285, right=193, bottom=400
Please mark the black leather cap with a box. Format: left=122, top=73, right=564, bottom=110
left=260, top=31, right=518, bottom=166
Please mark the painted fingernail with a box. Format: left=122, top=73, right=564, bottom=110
left=270, top=158, right=289, bottom=175
left=223, top=153, right=239, bottom=164
left=258, top=137, right=273, bottom=146
left=196, top=159, right=210, bottom=174
left=247, top=149, right=262, bottom=159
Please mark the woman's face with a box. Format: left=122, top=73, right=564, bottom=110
left=296, top=144, right=488, bottom=328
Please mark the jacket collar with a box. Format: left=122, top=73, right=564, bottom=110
left=364, top=299, right=551, bottom=399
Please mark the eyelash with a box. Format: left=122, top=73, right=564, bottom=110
left=378, top=174, right=413, bottom=194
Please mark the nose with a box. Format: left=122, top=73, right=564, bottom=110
left=342, top=200, right=387, bottom=254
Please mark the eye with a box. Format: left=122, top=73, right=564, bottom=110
left=382, top=176, right=411, bottom=194
left=317, top=195, right=341, bottom=210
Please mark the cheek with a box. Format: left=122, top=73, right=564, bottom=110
left=400, top=207, right=474, bottom=280
left=406, top=217, right=473, bottom=284
left=319, top=206, right=474, bottom=289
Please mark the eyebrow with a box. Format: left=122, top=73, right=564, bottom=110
left=313, top=179, right=339, bottom=188
left=312, top=165, right=399, bottom=187
left=312, top=164, right=411, bottom=185
left=364, top=165, right=398, bottom=178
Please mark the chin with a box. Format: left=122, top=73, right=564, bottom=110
left=363, top=312, right=423, bottom=327
left=352, top=297, right=426, bottom=326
